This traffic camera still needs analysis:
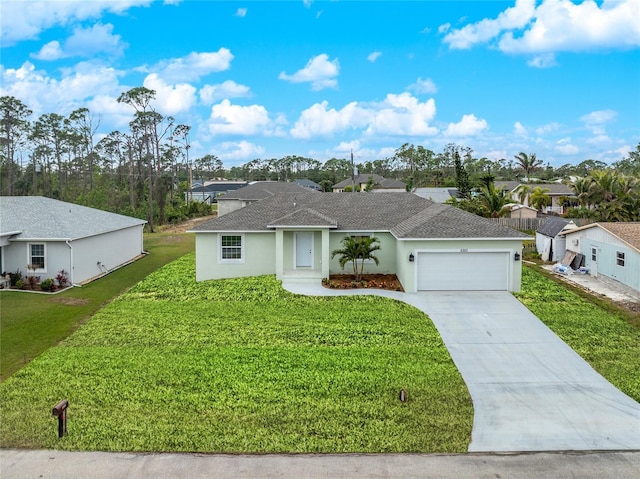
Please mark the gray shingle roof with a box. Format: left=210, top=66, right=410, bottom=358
left=217, top=182, right=315, bottom=201
left=1, top=196, right=147, bottom=240
left=192, top=192, right=530, bottom=239
left=537, top=216, right=572, bottom=237
left=333, top=174, right=406, bottom=189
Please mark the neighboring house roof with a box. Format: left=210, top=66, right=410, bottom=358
left=333, top=174, right=406, bottom=190
left=0, top=196, right=146, bottom=241
left=495, top=181, right=521, bottom=193
left=413, top=188, right=458, bottom=203
left=562, top=222, right=640, bottom=254
left=496, top=181, right=574, bottom=196
left=216, top=181, right=316, bottom=201
left=187, top=182, right=247, bottom=193
left=294, top=179, right=322, bottom=190
left=537, top=216, right=575, bottom=237
left=192, top=192, right=530, bottom=240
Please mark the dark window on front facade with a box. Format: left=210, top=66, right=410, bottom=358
left=616, top=251, right=625, bottom=267
left=591, top=248, right=597, bottom=262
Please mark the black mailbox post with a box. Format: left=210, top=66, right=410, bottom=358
left=52, top=399, right=69, bottom=438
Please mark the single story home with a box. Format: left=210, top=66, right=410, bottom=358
left=0, top=196, right=147, bottom=285
left=185, top=181, right=247, bottom=204
left=332, top=174, right=406, bottom=192
left=562, top=222, right=640, bottom=294
left=216, top=182, right=318, bottom=216
left=536, top=217, right=577, bottom=262
left=190, top=192, right=530, bottom=293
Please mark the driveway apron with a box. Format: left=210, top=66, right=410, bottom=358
left=283, top=283, right=640, bottom=452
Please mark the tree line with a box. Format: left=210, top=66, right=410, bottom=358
left=2, top=91, right=639, bottom=228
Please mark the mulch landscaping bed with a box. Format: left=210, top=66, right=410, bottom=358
left=322, top=274, right=404, bottom=291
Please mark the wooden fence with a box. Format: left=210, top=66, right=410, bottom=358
left=489, top=217, right=593, bottom=232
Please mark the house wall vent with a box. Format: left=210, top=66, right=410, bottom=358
left=572, top=239, right=579, bottom=245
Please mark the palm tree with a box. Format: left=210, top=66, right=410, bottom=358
left=570, top=176, right=595, bottom=208
left=513, top=184, right=531, bottom=205
left=529, top=187, right=551, bottom=211
left=331, top=236, right=380, bottom=282
left=477, top=183, right=511, bottom=218
left=514, top=152, right=542, bottom=182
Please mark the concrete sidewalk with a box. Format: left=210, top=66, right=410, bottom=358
left=282, top=283, right=640, bottom=452
left=2, top=449, right=640, bottom=479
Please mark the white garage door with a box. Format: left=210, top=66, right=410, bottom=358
left=417, top=252, right=510, bottom=291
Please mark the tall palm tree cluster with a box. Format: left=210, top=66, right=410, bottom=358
left=568, top=170, right=639, bottom=221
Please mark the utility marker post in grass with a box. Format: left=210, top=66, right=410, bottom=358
left=52, top=399, right=68, bottom=438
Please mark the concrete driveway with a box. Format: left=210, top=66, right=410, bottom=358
left=283, top=283, right=640, bottom=452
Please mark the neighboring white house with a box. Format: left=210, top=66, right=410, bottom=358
left=190, top=192, right=530, bottom=293
left=0, top=196, right=147, bottom=285
left=562, top=222, right=640, bottom=294
left=536, top=217, right=577, bottom=262
left=216, top=182, right=318, bottom=217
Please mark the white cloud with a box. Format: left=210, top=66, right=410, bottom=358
left=207, top=99, right=273, bottom=136
left=444, top=114, right=488, bottom=137
left=514, top=121, right=528, bottom=136
left=142, top=74, right=196, bottom=116
left=438, top=23, right=451, bottom=34
left=290, top=93, right=438, bottom=139
left=32, top=41, right=65, bottom=61
left=235, top=8, right=247, bottom=17
left=290, top=101, right=368, bottom=139
left=407, top=77, right=438, bottom=94
left=367, top=51, right=382, bottom=62
left=556, top=138, right=580, bottom=155
left=216, top=140, right=265, bottom=162
left=581, top=109, right=617, bottom=125
left=0, top=61, right=124, bottom=117
left=1, top=0, right=152, bottom=46
left=150, top=49, right=234, bottom=83
left=444, top=0, right=640, bottom=59
left=444, top=0, right=536, bottom=49
left=527, top=53, right=558, bottom=68
left=535, top=122, right=561, bottom=135
left=365, top=93, right=438, bottom=136
left=581, top=109, right=617, bottom=137
left=32, top=23, right=126, bottom=60
left=200, top=81, right=251, bottom=104
left=279, top=54, right=339, bottom=91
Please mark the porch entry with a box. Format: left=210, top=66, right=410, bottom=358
left=295, top=232, right=313, bottom=268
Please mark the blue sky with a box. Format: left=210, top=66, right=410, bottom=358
left=1, top=0, right=639, bottom=167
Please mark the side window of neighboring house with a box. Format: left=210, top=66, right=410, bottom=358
left=591, top=247, right=597, bottom=262
left=616, top=251, right=625, bottom=267
left=29, top=243, right=46, bottom=270
left=220, top=234, right=244, bottom=262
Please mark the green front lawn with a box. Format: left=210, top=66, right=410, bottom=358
left=517, top=266, right=640, bottom=402
left=0, top=233, right=194, bottom=380
left=0, top=254, right=473, bottom=453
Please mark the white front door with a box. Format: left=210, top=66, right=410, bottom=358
left=295, top=232, right=313, bottom=268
